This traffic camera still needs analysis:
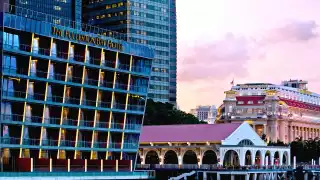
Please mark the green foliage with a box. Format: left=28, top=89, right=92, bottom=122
left=289, top=137, right=320, bottom=163
left=143, top=99, right=206, bottom=125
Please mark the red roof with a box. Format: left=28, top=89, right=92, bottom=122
left=280, top=98, right=320, bottom=112
left=139, top=123, right=241, bottom=143
left=236, top=96, right=265, bottom=106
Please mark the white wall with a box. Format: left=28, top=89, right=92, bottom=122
left=221, top=122, right=266, bottom=146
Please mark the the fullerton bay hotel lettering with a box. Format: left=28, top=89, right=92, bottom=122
left=52, top=27, right=123, bottom=51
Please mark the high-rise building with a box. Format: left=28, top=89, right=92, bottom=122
left=0, top=3, right=154, bottom=175
left=7, top=0, right=82, bottom=22
left=82, top=0, right=177, bottom=104
left=189, top=105, right=217, bottom=123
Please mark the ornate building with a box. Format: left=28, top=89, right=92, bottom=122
left=215, top=80, right=320, bottom=144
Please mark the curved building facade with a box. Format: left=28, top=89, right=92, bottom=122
left=216, top=80, right=320, bottom=144
left=0, top=4, right=153, bottom=172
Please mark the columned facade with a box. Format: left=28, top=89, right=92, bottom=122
left=138, top=146, right=219, bottom=166
left=219, top=146, right=291, bottom=166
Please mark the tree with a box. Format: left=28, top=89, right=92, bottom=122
left=143, top=99, right=206, bottom=125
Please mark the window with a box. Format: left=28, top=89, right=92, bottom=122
left=247, top=101, right=254, bottom=104
left=237, top=101, right=244, bottom=104
left=258, top=100, right=263, bottom=104
left=53, top=6, right=61, bottom=11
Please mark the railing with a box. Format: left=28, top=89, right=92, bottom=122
left=4, top=3, right=128, bottom=41
left=77, top=141, right=91, bottom=148
left=122, top=143, right=138, bottom=149
left=2, top=65, right=149, bottom=95
left=3, top=43, right=150, bottom=75
left=125, top=124, right=141, bottom=131
left=136, top=164, right=294, bottom=171
left=0, top=137, right=21, bottom=145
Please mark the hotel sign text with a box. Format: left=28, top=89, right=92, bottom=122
left=52, top=27, right=123, bottom=51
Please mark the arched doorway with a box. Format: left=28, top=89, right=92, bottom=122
left=282, top=151, right=288, bottom=165
left=245, top=150, right=252, bottom=165
left=223, top=150, right=239, bottom=166
left=183, top=150, right=198, bottom=164
left=255, top=150, right=262, bottom=165
left=274, top=151, right=280, bottom=165
left=265, top=151, right=271, bottom=165
left=164, top=150, right=178, bottom=164
left=145, top=151, right=159, bottom=164
left=202, top=150, right=218, bottom=164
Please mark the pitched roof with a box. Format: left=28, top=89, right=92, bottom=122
left=139, top=123, right=242, bottom=143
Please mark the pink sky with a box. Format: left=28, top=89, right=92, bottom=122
left=176, top=0, right=320, bottom=112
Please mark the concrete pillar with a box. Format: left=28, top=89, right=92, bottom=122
left=101, top=159, right=103, bottom=172
left=85, top=159, right=87, bottom=172
left=197, top=155, right=202, bottom=167
left=231, top=175, right=235, bottom=180
left=30, top=158, right=33, bottom=172
left=245, top=174, right=249, bottom=180
left=49, top=158, right=52, bottom=172
left=178, top=155, right=183, bottom=165
left=304, top=173, right=308, bottom=180
left=290, top=126, right=294, bottom=142
left=251, top=152, right=255, bottom=165
left=265, top=156, right=269, bottom=166
left=159, top=156, right=164, bottom=165
left=217, top=173, right=220, bottom=180
left=271, top=154, right=274, bottom=166
left=203, top=172, right=207, bottom=180
left=279, top=152, right=283, bottom=166
left=253, top=173, right=257, bottom=180
left=67, top=159, right=70, bottom=172
left=293, top=156, right=296, bottom=169
left=116, top=160, right=118, bottom=172
left=271, top=124, right=277, bottom=142
left=260, top=153, right=265, bottom=166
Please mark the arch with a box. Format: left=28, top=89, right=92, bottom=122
left=282, top=151, right=288, bottom=165
left=164, top=150, right=178, bottom=164
left=255, top=150, right=262, bottom=165
left=202, top=150, right=218, bottom=164
left=145, top=150, right=159, bottom=164
left=223, top=150, right=239, bottom=166
left=245, top=150, right=252, bottom=165
left=183, top=150, right=198, bottom=164
left=238, top=139, right=254, bottom=146
left=265, top=151, right=271, bottom=165
left=274, top=151, right=280, bottom=165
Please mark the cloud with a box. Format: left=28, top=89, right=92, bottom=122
left=262, top=20, right=318, bottom=44
left=178, top=33, right=252, bottom=82
left=178, top=20, right=319, bottom=83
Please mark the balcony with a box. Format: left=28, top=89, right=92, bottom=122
left=122, top=143, right=138, bottom=150
left=125, top=124, right=141, bottom=131
left=3, top=44, right=150, bottom=76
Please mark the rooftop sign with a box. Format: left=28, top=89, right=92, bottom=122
left=52, top=26, right=123, bottom=51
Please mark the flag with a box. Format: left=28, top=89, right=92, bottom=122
left=230, top=79, right=234, bottom=86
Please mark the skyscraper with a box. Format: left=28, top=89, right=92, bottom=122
left=7, top=0, right=82, bottom=22
left=0, top=2, right=154, bottom=175
left=83, top=0, right=177, bottom=104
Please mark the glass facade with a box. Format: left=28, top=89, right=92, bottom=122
left=0, top=5, right=153, bottom=172
left=83, top=0, right=177, bottom=104
left=9, top=0, right=82, bottom=23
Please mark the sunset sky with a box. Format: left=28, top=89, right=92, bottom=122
left=176, top=0, right=320, bottom=112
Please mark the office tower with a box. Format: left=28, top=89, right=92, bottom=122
left=0, top=3, right=154, bottom=174
left=8, top=0, right=82, bottom=22
left=83, top=0, right=177, bottom=104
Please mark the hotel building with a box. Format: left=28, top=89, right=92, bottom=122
left=0, top=3, right=153, bottom=173
left=216, top=80, right=320, bottom=144
left=82, top=0, right=177, bottom=104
